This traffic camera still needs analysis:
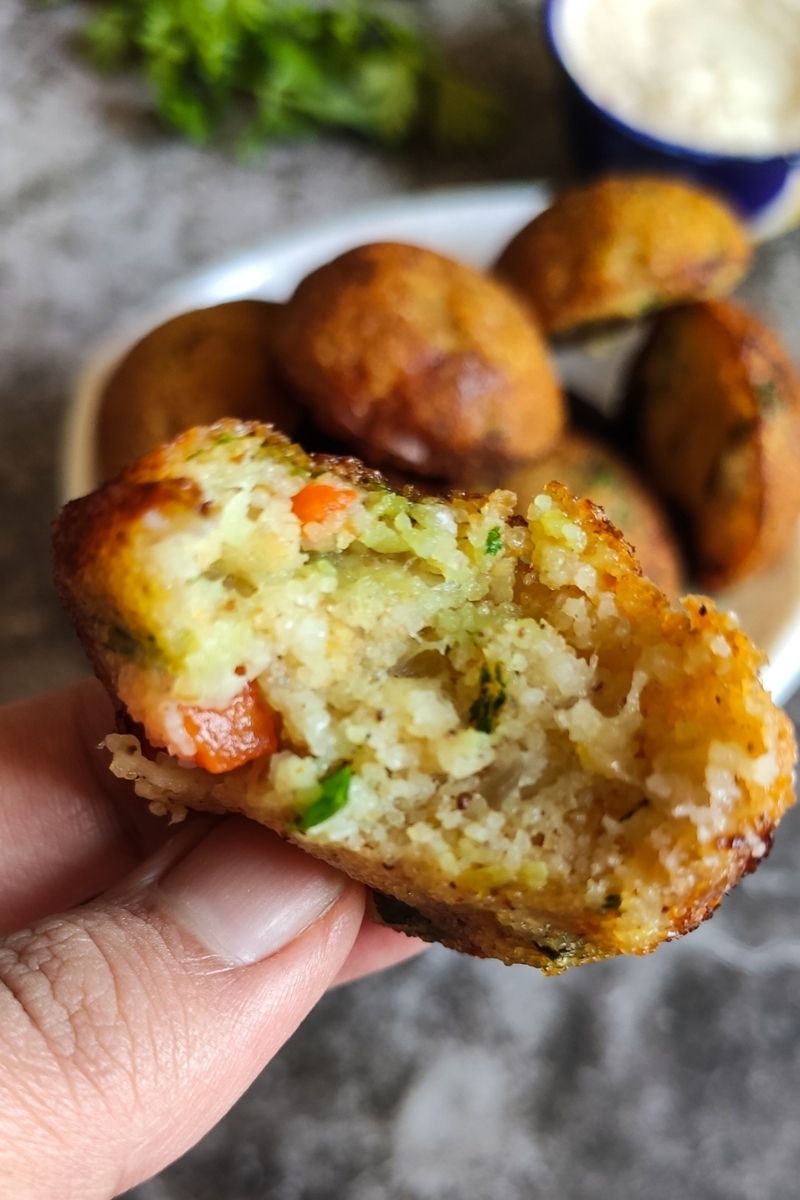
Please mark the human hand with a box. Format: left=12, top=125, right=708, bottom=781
left=0, top=680, right=423, bottom=1199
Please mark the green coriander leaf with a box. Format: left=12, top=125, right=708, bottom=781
left=85, top=4, right=137, bottom=71
left=156, top=85, right=216, bottom=142
left=138, top=6, right=185, bottom=68
left=105, top=624, right=161, bottom=665
left=351, top=54, right=420, bottom=141
left=469, top=663, right=506, bottom=734
left=755, top=379, right=781, bottom=413
left=106, top=624, right=142, bottom=659
left=230, top=0, right=266, bottom=35
left=484, top=526, right=502, bottom=556
left=68, top=0, right=501, bottom=152
left=587, top=463, right=615, bottom=488
left=296, top=764, right=353, bottom=832
left=636, top=294, right=667, bottom=317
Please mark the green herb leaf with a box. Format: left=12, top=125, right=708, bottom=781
left=105, top=623, right=160, bottom=664
left=468, top=663, right=506, bottom=734
left=586, top=462, right=615, bottom=488
left=106, top=624, right=141, bottom=658
left=84, top=5, right=137, bottom=70
left=755, top=379, right=781, bottom=413
left=636, top=294, right=666, bottom=317
left=69, top=0, right=501, bottom=153
left=296, top=763, right=353, bottom=832
left=484, top=526, right=502, bottom=556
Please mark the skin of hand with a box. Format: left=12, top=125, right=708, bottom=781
left=0, top=680, right=424, bottom=1199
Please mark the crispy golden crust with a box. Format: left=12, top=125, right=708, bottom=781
left=98, top=301, right=298, bottom=482
left=311, top=804, right=779, bottom=970
left=276, top=242, right=564, bottom=479
left=278, top=841, right=611, bottom=972
left=495, top=177, right=752, bottom=336
left=625, top=300, right=800, bottom=587
left=54, top=423, right=797, bottom=972
left=492, top=433, right=684, bottom=595
left=54, top=473, right=203, bottom=696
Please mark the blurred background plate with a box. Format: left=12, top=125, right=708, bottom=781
left=62, top=181, right=800, bottom=704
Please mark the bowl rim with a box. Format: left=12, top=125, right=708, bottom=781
left=542, top=0, right=800, bottom=168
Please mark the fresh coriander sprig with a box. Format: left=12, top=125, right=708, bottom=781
left=73, top=0, right=501, bottom=152
left=469, top=662, right=507, bottom=734
left=296, top=763, right=353, bottom=832
left=484, top=526, right=503, bottom=556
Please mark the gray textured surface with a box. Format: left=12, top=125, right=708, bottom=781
left=3, top=2, right=800, bottom=1197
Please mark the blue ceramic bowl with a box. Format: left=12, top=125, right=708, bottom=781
left=543, top=0, right=800, bottom=228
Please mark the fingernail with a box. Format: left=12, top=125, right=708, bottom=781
left=155, top=819, right=346, bottom=965
left=110, top=815, right=218, bottom=897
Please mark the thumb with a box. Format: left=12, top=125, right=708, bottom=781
left=0, top=818, right=365, bottom=1200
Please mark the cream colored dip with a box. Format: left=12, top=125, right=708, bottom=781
left=555, top=0, right=800, bottom=155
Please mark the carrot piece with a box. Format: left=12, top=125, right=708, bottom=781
left=182, top=683, right=279, bottom=774
left=292, top=482, right=357, bottom=526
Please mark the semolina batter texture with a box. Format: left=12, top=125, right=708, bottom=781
left=54, top=420, right=796, bottom=972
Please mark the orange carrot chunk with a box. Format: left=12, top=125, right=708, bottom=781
left=182, top=683, right=279, bottom=774
left=292, top=482, right=357, bottom=525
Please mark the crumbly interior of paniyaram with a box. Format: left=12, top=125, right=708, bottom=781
left=53, top=420, right=796, bottom=972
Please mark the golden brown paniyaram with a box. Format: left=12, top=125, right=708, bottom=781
left=498, top=432, right=684, bottom=596
left=624, top=299, right=800, bottom=588
left=276, top=241, right=564, bottom=479
left=53, top=421, right=796, bottom=973
left=98, top=300, right=297, bottom=481
left=495, top=176, right=752, bottom=336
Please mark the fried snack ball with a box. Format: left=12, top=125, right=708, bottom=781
left=98, top=300, right=298, bottom=482
left=276, top=242, right=564, bottom=478
left=54, top=421, right=795, bottom=973
left=500, top=432, right=683, bottom=595
left=624, top=300, right=800, bottom=588
left=495, top=176, right=752, bottom=336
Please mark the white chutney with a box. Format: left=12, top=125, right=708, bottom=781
left=555, top=0, right=800, bottom=156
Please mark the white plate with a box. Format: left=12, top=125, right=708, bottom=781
left=62, top=182, right=800, bottom=704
